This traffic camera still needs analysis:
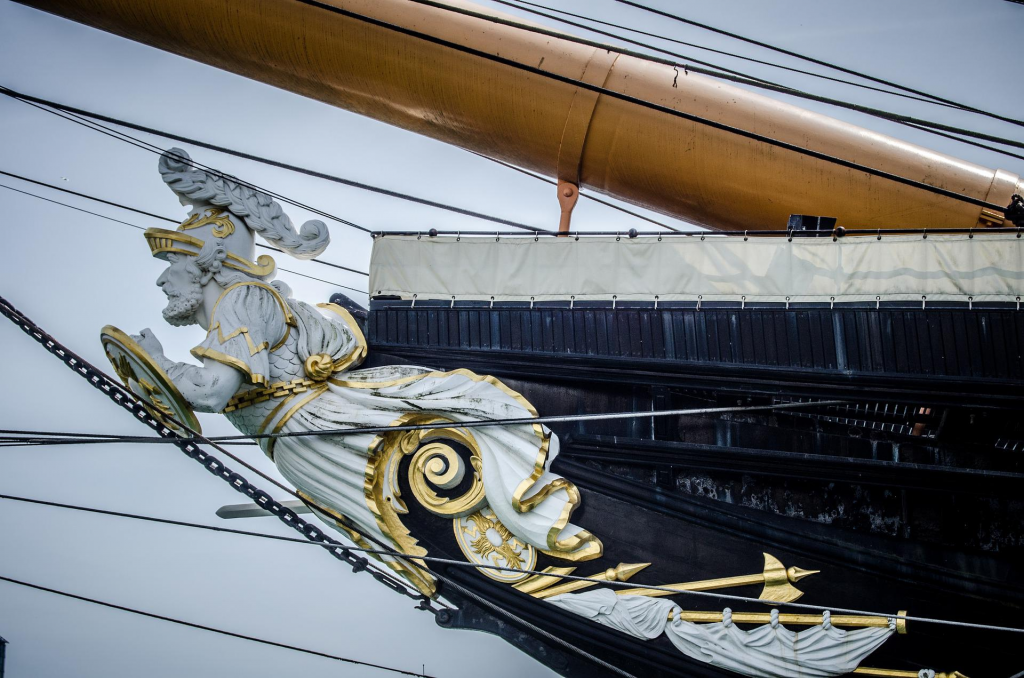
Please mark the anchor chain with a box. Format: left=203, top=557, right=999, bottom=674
left=0, top=294, right=437, bottom=612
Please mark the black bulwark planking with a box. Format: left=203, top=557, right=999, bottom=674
left=366, top=301, right=1024, bottom=406
left=354, top=298, right=1024, bottom=677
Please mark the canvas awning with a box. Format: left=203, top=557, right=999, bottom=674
left=369, top=234, right=1024, bottom=304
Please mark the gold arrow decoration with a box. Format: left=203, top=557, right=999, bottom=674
left=615, top=552, right=818, bottom=603
left=531, top=562, right=650, bottom=599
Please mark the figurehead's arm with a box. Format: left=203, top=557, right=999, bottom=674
left=134, top=328, right=244, bottom=413
left=137, top=282, right=290, bottom=413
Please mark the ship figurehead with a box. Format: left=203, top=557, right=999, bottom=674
left=99, top=148, right=936, bottom=678
left=103, top=147, right=602, bottom=594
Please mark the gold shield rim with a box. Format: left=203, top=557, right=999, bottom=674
left=100, top=324, right=202, bottom=435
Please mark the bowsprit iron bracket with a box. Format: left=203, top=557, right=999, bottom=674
left=557, top=180, right=580, bottom=234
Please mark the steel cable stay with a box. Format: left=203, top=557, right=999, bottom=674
left=0, top=293, right=636, bottom=678
left=3, top=294, right=1020, bottom=678
left=0, top=182, right=370, bottom=297
left=467, top=152, right=683, bottom=231
left=0, top=400, right=852, bottom=447
left=0, top=87, right=556, bottom=234
left=0, top=575, right=438, bottom=678
left=0, top=86, right=372, bottom=234
left=501, top=0, right=949, bottom=107
left=613, top=0, right=1024, bottom=129
left=495, top=0, right=1024, bottom=160
left=2, top=84, right=673, bottom=233
left=0, top=294, right=425, bottom=605
left=292, top=0, right=1017, bottom=215
left=0, top=168, right=370, bottom=277
left=409, top=0, right=1024, bottom=158
left=4, top=492, right=1024, bottom=636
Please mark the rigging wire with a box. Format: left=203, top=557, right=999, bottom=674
left=484, top=0, right=1024, bottom=157
left=0, top=168, right=370, bottom=278
left=469, top=152, right=683, bottom=231
left=0, top=295, right=631, bottom=677
left=0, top=574, right=436, bottom=677
left=2, top=88, right=673, bottom=233
left=0, top=170, right=368, bottom=278
left=1, top=88, right=555, bottom=234
left=0, top=86, right=372, bottom=234
left=405, top=0, right=1024, bottom=155
left=0, top=182, right=369, bottom=297
left=504, top=0, right=946, bottom=106
left=0, top=293, right=425, bottom=602
left=4, top=493, right=1024, bottom=635
left=613, top=0, right=1024, bottom=128
left=894, top=123, right=1024, bottom=163
left=0, top=400, right=852, bottom=448
left=292, top=0, right=1013, bottom=214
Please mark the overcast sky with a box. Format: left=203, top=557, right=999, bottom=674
left=1, top=1, right=1021, bottom=677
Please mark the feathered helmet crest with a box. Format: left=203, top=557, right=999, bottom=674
left=144, top=148, right=330, bottom=277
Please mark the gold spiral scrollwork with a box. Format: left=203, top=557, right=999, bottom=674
left=363, top=413, right=488, bottom=598
left=409, top=437, right=486, bottom=517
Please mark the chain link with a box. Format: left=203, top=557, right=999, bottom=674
left=0, top=294, right=436, bottom=611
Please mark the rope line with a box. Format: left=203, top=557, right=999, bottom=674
left=469, top=152, right=682, bottom=231
left=0, top=400, right=851, bottom=448
left=291, top=0, right=1011, bottom=214
left=0, top=293, right=639, bottom=673
left=613, top=0, right=1024, bottom=128
left=0, top=86, right=372, bottom=234
left=0, top=182, right=369, bottom=296
left=414, top=0, right=1024, bottom=158
left=504, top=0, right=947, bottom=106
left=0, top=292, right=430, bottom=603
left=0, top=168, right=369, bottom=277
left=0, top=574, right=436, bottom=677
left=497, top=0, right=1024, bottom=156
left=0, top=88, right=552, bottom=234
left=4, top=493, right=1023, bottom=635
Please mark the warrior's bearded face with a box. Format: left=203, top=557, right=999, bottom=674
left=157, top=254, right=205, bottom=327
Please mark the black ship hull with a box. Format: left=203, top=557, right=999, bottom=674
left=352, top=297, right=1024, bottom=677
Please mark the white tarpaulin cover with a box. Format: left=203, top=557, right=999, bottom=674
left=370, top=234, right=1024, bottom=303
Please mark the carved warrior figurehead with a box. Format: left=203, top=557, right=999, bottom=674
left=142, top=147, right=356, bottom=387
left=143, top=148, right=331, bottom=326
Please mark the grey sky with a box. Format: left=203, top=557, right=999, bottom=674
left=0, top=1, right=1021, bottom=677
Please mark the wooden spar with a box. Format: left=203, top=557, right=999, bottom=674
left=18, top=0, right=1022, bottom=231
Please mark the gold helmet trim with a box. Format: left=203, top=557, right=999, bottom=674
left=143, top=228, right=276, bottom=278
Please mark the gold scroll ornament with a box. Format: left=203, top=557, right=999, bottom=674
left=362, top=412, right=489, bottom=597
left=178, top=206, right=235, bottom=238
left=100, top=325, right=201, bottom=435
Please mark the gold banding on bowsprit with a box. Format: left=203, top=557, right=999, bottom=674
left=143, top=228, right=276, bottom=277
left=178, top=206, right=235, bottom=238
left=453, top=508, right=537, bottom=583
